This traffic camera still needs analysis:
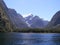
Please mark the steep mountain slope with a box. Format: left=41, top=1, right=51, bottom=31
left=0, top=0, right=28, bottom=30
left=1, top=0, right=49, bottom=30
left=30, top=16, right=44, bottom=28
left=47, top=11, right=60, bottom=28
left=25, top=14, right=48, bottom=28
left=0, top=0, right=13, bottom=31
left=8, top=8, right=28, bottom=29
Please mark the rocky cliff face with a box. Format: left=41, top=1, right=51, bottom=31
left=47, top=11, right=60, bottom=28
left=0, top=0, right=13, bottom=31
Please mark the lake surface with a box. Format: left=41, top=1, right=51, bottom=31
left=0, top=33, right=60, bottom=45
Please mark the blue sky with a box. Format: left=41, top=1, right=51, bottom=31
left=4, top=0, right=60, bottom=21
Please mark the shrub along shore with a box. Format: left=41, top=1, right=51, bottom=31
left=0, top=28, right=60, bottom=33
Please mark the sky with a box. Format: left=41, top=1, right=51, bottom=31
left=4, top=0, right=60, bottom=21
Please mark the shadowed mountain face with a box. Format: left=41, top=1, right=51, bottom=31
left=47, top=11, right=60, bottom=28
left=8, top=9, right=48, bottom=29
left=30, top=16, right=44, bottom=28
left=25, top=14, right=48, bottom=28
left=0, top=0, right=28, bottom=30
left=0, top=0, right=49, bottom=30
left=8, top=9, right=28, bottom=29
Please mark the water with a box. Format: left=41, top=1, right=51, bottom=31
left=0, top=33, right=60, bottom=45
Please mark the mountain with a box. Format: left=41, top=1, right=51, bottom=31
left=8, top=8, right=28, bottom=29
left=30, top=16, right=44, bottom=28
left=0, top=0, right=29, bottom=31
left=0, top=0, right=13, bottom=31
left=24, top=14, right=33, bottom=27
left=25, top=14, right=33, bottom=21
left=1, top=0, right=49, bottom=30
left=25, top=14, right=48, bottom=28
left=47, top=11, right=60, bottom=28
left=43, top=21, right=49, bottom=26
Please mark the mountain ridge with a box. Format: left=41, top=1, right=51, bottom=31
left=24, top=14, right=48, bottom=28
left=47, top=11, right=60, bottom=28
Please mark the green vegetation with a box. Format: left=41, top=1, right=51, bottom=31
left=1, top=18, right=60, bottom=33
left=12, top=27, right=60, bottom=33
left=0, top=27, right=60, bottom=33
left=0, top=22, right=60, bottom=33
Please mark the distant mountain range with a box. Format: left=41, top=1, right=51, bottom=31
left=1, top=0, right=60, bottom=30
left=8, top=8, right=49, bottom=28
left=24, top=14, right=48, bottom=28
left=1, top=0, right=48, bottom=29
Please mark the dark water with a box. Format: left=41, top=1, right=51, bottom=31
left=0, top=33, right=60, bottom=45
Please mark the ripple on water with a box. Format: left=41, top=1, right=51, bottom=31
left=0, top=33, right=60, bottom=45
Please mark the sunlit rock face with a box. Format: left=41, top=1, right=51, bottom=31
left=0, top=0, right=13, bottom=31
left=8, top=8, right=28, bottom=29
left=47, top=11, right=60, bottom=28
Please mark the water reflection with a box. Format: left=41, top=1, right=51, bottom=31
left=0, top=33, right=60, bottom=45
left=51, top=34, right=60, bottom=45
left=0, top=33, right=5, bottom=45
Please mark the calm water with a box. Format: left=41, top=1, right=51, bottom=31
left=0, top=33, right=60, bottom=45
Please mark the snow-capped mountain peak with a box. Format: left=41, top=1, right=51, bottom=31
left=23, top=13, right=33, bottom=17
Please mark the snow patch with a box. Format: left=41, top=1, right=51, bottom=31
left=23, top=13, right=33, bottom=17
left=26, top=21, right=31, bottom=27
